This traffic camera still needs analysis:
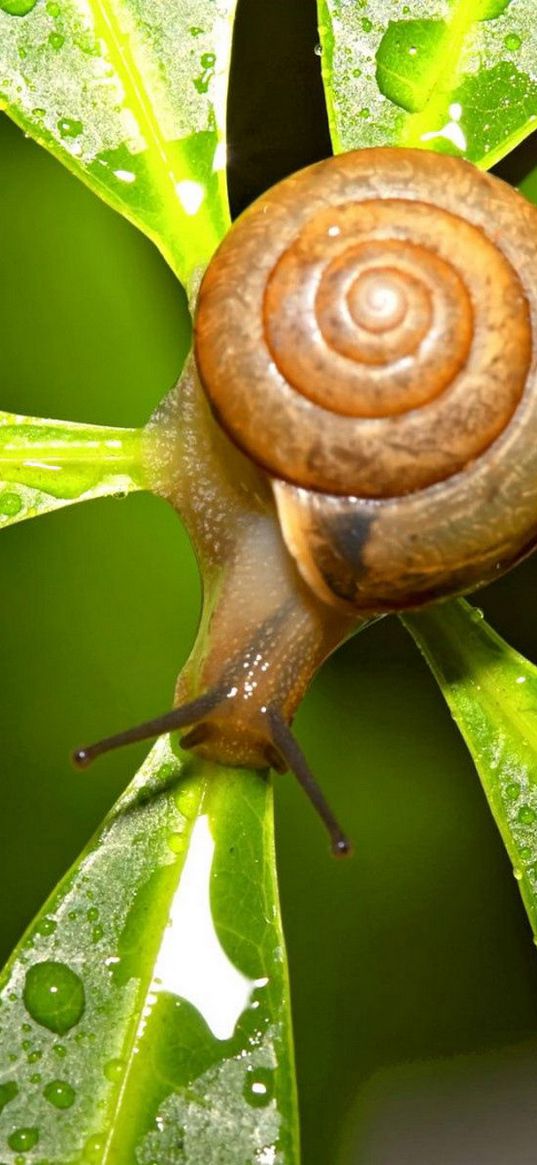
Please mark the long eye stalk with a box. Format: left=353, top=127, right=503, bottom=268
left=72, top=688, right=223, bottom=768
left=266, top=708, right=352, bottom=858
left=73, top=694, right=352, bottom=857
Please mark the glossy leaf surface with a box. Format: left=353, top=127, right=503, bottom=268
left=0, top=0, right=237, bottom=291
left=0, top=413, right=144, bottom=528
left=317, top=0, right=537, bottom=166
left=0, top=739, right=298, bottom=1163
left=404, top=601, right=537, bottom=940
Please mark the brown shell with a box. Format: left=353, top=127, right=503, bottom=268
left=194, top=148, right=537, bottom=613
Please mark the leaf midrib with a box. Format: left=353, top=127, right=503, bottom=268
left=90, top=0, right=180, bottom=211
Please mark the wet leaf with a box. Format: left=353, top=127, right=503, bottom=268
left=0, top=413, right=144, bottom=528
left=317, top=0, right=537, bottom=166
left=0, top=0, right=238, bottom=291
left=404, top=601, right=537, bottom=940
left=0, top=740, right=299, bottom=1163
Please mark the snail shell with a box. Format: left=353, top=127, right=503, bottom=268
left=194, top=148, right=537, bottom=613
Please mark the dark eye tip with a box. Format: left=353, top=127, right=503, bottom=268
left=332, top=835, right=353, bottom=859
left=72, top=747, right=92, bottom=770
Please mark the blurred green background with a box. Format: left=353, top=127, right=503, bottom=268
left=2, top=4, right=537, bottom=1158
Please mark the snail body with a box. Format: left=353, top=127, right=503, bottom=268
left=78, top=148, right=537, bottom=854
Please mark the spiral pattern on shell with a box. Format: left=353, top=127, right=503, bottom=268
left=194, top=148, right=535, bottom=499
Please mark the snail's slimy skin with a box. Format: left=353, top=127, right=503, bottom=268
left=145, top=359, right=360, bottom=768
left=195, top=147, right=537, bottom=614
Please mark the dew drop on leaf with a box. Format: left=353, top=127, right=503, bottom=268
left=477, top=0, right=512, bottom=17
left=242, top=1066, right=275, bottom=1108
left=0, top=1081, right=18, bottom=1113
left=103, top=1058, right=124, bottom=1082
left=517, top=805, right=536, bottom=825
left=375, top=20, right=450, bottom=113
left=23, top=961, right=85, bottom=1034
left=37, top=917, right=57, bottom=937
left=505, top=33, right=522, bottom=50
left=0, top=0, right=37, bottom=14
left=7, top=1128, right=39, bottom=1153
left=48, top=31, right=64, bottom=49
left=57, top=117, right=82, bottom=139
left=83, top=1135, right=105, bottom=1161
left=43, top=1079, right=76, bottom=1109
left=0, top=491, right=22, bottom=517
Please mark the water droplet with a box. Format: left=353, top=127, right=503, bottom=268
left=506, top=781, right=521, bottom=800
left=37, top=917, right=57, bottom=937
left=53, top=1043, right=67, bottom=1058
left=314, top=43, right=322, bottom=56
left=57, top=117, right=82, bottom=139
left=513, top=867, right=523, bottom=880
left=43, top=1079, right=76, bottom=1109
left=84, top=1135, right=104, bottom=1161
left=91, top=925, right=104, bottom=944
left=193, top=51, right=216, bottom=94
left=477, top=0, right=511, bottom=18
left=520, top=845, right=532, bottom=860
left=362, top=17, right=373, bottom=31
left=0, top=491, right=22, bottom=517
left=27, top=1050, right=42, bottom=1064
left=359, top=107, right=370, bottom=118
left=189, top=25, right=203, bottom=36
left=504, top=32, right=522, bottom=50
left=0, top=0, right=38, bottom=14
left=104, top=1058, right=124, bottom=1082
left=32, top=107, right=46, bottom=119
left=243, top=1066, right=275, bottom=1108
left=87, top=907, right=99, bottom=923
left=167, top=832, right=185, bottom=855
left=7, top=1129, right=39, bottom=1153
left=29, top=1073, right=42, bottom=1085
left=46, top=0, right=60, bottom=13
left=376, top=19, right=450, bottom=113
left=48, top=30, right=64, bottom=49
left=0, top=1081, right=18, bottom=1113
left=518, top=805, right=536, bottom=825
left=23, top=961, right=85, bottom=1034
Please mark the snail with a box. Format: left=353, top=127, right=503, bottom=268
left=74, top=146, right=537, bottom=855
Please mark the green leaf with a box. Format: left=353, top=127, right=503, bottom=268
left=0, top=739, right=299, bottom=1163
left=0, top=0, right=238, bottom=292
left=403, top=601, right=537, bottom=938
left=0, top=413, right=144, bottom=528
left=318, top=0, right=537, bottom=166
